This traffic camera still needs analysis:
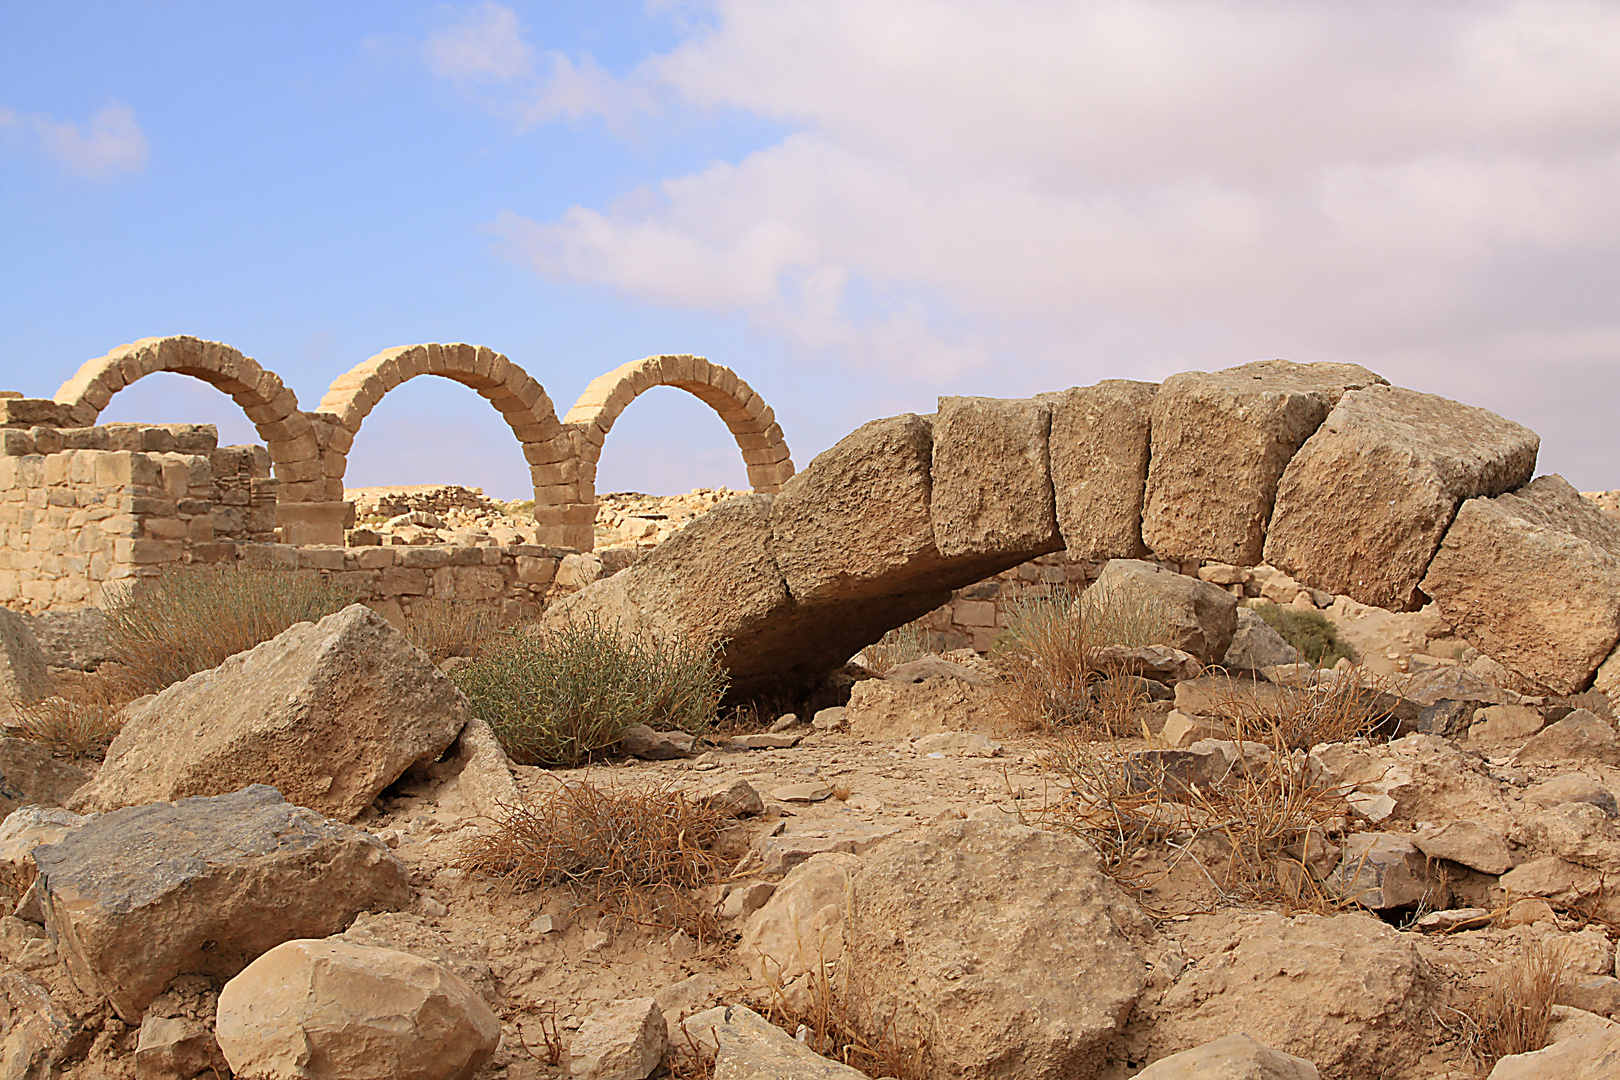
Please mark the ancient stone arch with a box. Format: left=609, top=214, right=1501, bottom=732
left=52, top=335, right=322, bottom=496
left=557, top=354, right=795, bottom=550
left=314, top=343, right=575, bottom=543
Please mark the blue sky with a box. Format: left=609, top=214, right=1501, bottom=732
left=4, top=1, right=1619, bottom=498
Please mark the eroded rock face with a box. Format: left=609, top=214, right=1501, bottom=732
left=1422, top=476, right=1620, bottom=694
left=68, top=605, right=466, bottom=821
left=1090, top=560, right=1238, bottom=665
left=1041, top=380, right=1157, bottom=562
left=930, top=396, right=1061, bottom=560
left=1264, top=385, right=1539, bottom=611
left=34, top=785, right=410, bottom=1021
left=1142, top=360, right=1386, bottom=566
left=1149, top=912, right=1433, bottom=1080
left=214, top=938, right=500, bottom=1080
left=846, top=819, right=1147, bottom=1080
left=0, top=607, right=52, bottom=718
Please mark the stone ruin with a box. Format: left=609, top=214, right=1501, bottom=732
left=5, top=340, right=1620, bottom=1079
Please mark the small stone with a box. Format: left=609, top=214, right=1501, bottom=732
left=1525, top=775, right=1620, bottom=816
left=700, top=780, right=764, bottom=818
left=569, top=997, right=668, bottom=1080
left=528, top=914, right=556, bottom=935
left=618, top=725, right=695, bottom=761
left=1564, top=975, right=1620, bottom=1018
left=1415, top=908, right=1492, bottom=933
left=1323, top=833, right=1449, bottom=910
left=770, top=783, right=832, bottom=803
left=135, top=1013, right=229, bottom=1080
left=1413, top=820, right=1512, bottom=875
left=720, top=882, right=776, bottom=920
left=1469, top=704, right=1545, bottom=745
left=729, top=733, right=802, bottom=750
left=810, top=707, right=847, bottom=732
left=912, top=731, right=1003, bottom=758
left=768, top=713, right=801, bottom=733
left=1515, top=710, right=1620, bottom=766
left=1497, top=897, right=1557, bottom=927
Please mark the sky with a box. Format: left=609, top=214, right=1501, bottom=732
left=3, top=1, right=1618, bottom=499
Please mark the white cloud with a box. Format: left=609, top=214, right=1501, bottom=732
left=425, top=2, right=533, bottom=82
left=2, top=102, right=149, bottom=179
left=457, top=0, right=1620, bottom=479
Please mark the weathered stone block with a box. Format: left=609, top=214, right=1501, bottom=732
left=1040, top=380, right=1157, bottom=561
left=1264, top=385, right=1540, bottom=610
left=1142, top=360, right=1385, bottom=565
left=930, top=396, right=1060, bottom=559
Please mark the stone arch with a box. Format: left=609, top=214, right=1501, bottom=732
left=315, top=343, right=576, bottom=545
left=558, top=354, right=795, bottom=549
left=52, top=334, right=323, bottom=498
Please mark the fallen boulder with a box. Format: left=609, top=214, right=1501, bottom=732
left=1422, top=475, right=1620, bottom=694
left=215, top=938, right=500, bottom=1080
left=1264, top=385, right=1539, bottom=611
left=846, top=819, right=1146, bottom=1080
left=68, top=604, right=466, bottom=821
left=1137, top=1033, right=1319, bottom=1079
left=1223, top=608, right=1302, bottom=671
left=1090, top=560, right=1238, bottom=666
left=679, top=1004, right=869, bottom=1079
left=34, top=784, right=410, bottom=1020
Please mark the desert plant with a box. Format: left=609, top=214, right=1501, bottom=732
left=401, top=598, right=498, bottom=664
left=102, top=564, right=354, bottom=699
left=757, top=960, right=929, bottom=1080
left=1039, top=725, right=1352, bottom=912
left=993, top=584, right=1174, bottom=733
left=7, top=677, right=125, bottom=756
left=859, top=621, right=933, bottom=675
left=1444, top=941, right=1570, bottom=1071
left=450, top=617, right=727, bottom=767
left=1254, top=603, right=1359, bottom=668
left=458, top=775, right=724, bottom=934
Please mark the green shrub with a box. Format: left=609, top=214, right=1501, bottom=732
left=450, top=617, right=728, bottom=767
left=105, top=564, right=355, bottom=699
left=1254, top=603, right=1359, bottom=668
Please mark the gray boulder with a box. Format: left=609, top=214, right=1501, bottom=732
left=34, top=784, right=410, bottom=1020
left=68, top=604, right=466, bottom=821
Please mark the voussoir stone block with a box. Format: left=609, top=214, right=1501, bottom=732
left=34, top=785, right=410, bottom=1021
left=930, top=396, right=1061, bottom=560
left=1040, top=379, right=1157, bottom=561
left=1422, top=475, right=1620, bottom=694
left=1142, top=360, right=1386, bottom=565
left=68, top=604, right=466, bottom=821
left=1264, top=384, right=1540, bottom=610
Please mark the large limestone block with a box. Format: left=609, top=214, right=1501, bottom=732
left=1137, top=1034, right=1319, bottom=1079
left=67, top=604, right=465, bottom=821
left=1153, top=912, right=1431, bottom=1079
left=0, top=607, right=52, bottom=718
left=1090, top=560, right=1238, bottom=665
left=1264, top=385, right=1541, bottom=610
left=739, top=852, right=858, bottom=987
left=1040, top=380, right=1157, bottom=561
left=847, top=819, right=1146, bottom=1080
left=1421, top=476, right=1620, bottom=694
left=34, top=785, right=410, bottom=1021
left=1142, top=360, right=1386, bottom=565
left=215, top=938, right=500, bottom=1080
left=930, top=396, right=1061, bottom=559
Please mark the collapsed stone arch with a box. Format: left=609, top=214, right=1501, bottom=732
left=557, top=354, right=795, bottom=550
left=52, top=335, right=322, bottom=496
left=315, top=343, right=575, bottom=543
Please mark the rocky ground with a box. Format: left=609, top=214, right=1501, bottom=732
left=9, top=502, right=1620, bottom=1077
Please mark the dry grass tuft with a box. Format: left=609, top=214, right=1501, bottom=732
left=993, top=583, right=1173, bottom=734
left=6, top=676, right=128, bottom=756
left=401, top=598, right=499, bottom=665
left=860, top=621, right=933, bottom=675
left=458, top=775, right=725, bottom=935
left=1040, top=725, right=1352, bottom=912
left=1204, top=666, right=1401, bottom=750
left=1444, top=941, right=1570, bottom=1072
left=103, top=564, right=354, bottom=699
left=758, top=961, right=929, bottom=1080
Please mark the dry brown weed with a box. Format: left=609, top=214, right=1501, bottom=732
left=458, top=775, right=725, bottom=936
left=760, top=961, right=929, bottom=1080
left=401, top=598, right=498, bottom=664
left=1205, top=665, right=1402, bottom=750
left=1441, top=940, right=1570, bottom=1073
left=7, top=676, right=128, bottom=756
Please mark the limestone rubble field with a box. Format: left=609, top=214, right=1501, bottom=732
left=6, top=348, right=1620, bottom=1078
